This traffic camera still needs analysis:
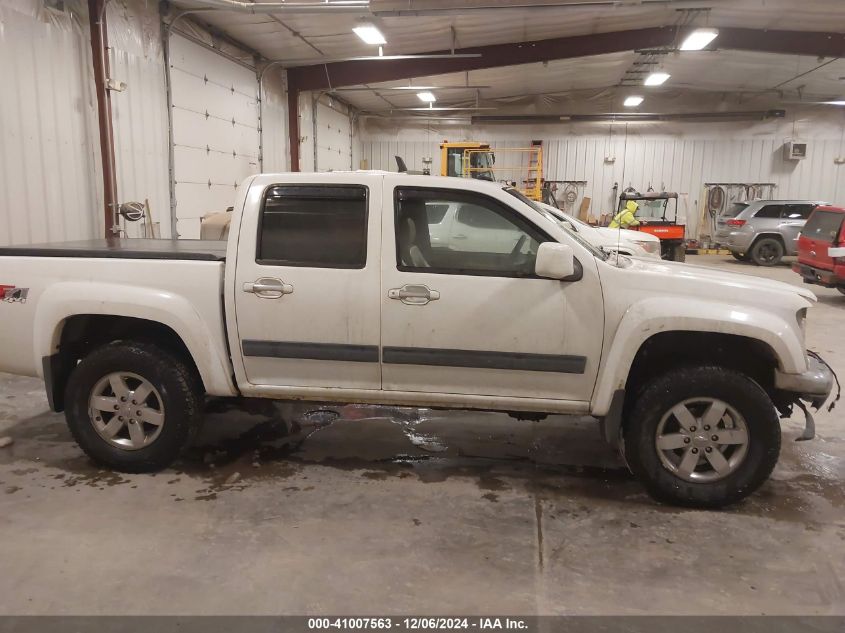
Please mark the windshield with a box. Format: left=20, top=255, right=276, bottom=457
left=631, top=198, right=669, bottom=220
left=503, top=187, right=608, bottom=261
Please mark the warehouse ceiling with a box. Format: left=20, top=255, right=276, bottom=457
left=173, top=0, right=845, bottom=114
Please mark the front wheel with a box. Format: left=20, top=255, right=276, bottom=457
left=623, top=366, right=780, bottom=508
left=750, top=237, right=784, bottom=266
left=64, top=341, right=203, bottom=473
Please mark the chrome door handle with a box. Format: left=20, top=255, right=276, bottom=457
left=453, top=234, right=468, bottom=240
left=388, top=284, right=440, bottom=305
left=243, top=277, right=293, bottom=299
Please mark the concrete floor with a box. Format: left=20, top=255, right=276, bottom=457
left=0, top=255, right=843, bottom=615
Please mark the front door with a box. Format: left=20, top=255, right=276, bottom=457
left=380, top=179, right=602, bottom=402
left=234, top=178, right=382, bottom=389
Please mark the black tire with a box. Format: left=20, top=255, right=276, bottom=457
left=673, top=244, right=686, bottom=262
left=837, top=287, right=845, bottom=296
left=730, top=252, right=748, bottom=261
left=623, top=366, right=780, bottom=508
left=64, top=341, right=203, bottom=473
left=750, top=237, right=784, bottom=266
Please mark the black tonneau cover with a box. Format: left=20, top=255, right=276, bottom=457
left=0, top=239, right=226, bottom=261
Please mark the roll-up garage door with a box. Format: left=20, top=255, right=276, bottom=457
left=315, top=98, right=352, bottom=172
left=169, top=34, right=260, bottom=238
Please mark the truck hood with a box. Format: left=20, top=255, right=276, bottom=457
left=620, top=256, right=817, bottom=303
left=593, top=226, right=659, bottom=244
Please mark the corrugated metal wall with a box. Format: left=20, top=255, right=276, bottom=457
left=0, top=0, right=101, bottom=246
left=108, top=0, right=171, bottom=238
left=359, top=126, right=845, bottom=239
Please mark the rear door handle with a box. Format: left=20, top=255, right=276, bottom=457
left=388, top=284, right=440, bottom=305
left=243, top=277, right=293, bottom=299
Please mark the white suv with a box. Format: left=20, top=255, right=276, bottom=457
left=427, top=190, right=661, bottom=259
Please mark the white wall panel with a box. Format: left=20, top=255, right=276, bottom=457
left=169, top=33, right=260, bottom=238
left=0, top=0, right=101, bottom=246
left=360, top=120, right=845, bottom=239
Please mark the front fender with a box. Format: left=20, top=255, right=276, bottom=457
left=590, top=297, right=806, bottom=415
left=33, top=281, right=236, bottom=396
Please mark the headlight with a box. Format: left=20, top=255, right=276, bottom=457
left=634, top=240, right=660, bottom=254
left=797, top=308, right=807, bottom=339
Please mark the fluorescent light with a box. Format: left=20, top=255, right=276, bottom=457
left=644, top=72, right=670, bottom=86
left=417, top=91, right=436, bottom=103
left=353, top=24, right=386, bottom=45
left=624, top=95, right=644, bottom=107
left=825, top=100, right=845, bottom=106
left=680, top=28, right=718, bottom=51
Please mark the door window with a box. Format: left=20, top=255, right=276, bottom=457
left=395, top=187, right=549, bottom=277
left=784, top=204, right=815, bottom=220
left=754, top=204, right=785, bottom=219
left=257, top=185, right=368, bottom=268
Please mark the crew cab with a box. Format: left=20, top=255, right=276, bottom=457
left=792, top=205, right=845, bottom=296
left=0, top=172, right=834, bottom=507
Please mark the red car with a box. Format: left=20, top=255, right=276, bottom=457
left=792, top=205, right=845, bottom=295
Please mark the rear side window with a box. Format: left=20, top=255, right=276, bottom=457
left=754, top=204, right=785, bottom=219
left=258, top=185, right=368, bottom=268
left=721, top=202, right=748, bottom=218
left=803, top=210, right=845, bottom=243
left=784, top=204, right=815, bottom=220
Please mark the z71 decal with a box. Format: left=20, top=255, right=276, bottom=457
left=0, top=285, right=28, bottom=303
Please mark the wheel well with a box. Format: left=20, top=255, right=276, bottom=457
left=48, top=315, right=202, bottom=411
left=624, top=331, right=778, bottom=408
left=750, top=233, right=785, bottom=250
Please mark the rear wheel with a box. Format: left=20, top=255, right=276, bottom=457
left=673, top=244, right=686, bottom=262
left=750, top=237, right=784, bottom=266
left=64, top=341, right=203, bottom=473
left=623, top=366, right=780, bottom=508
left=838, top=287, right=845, bottom=296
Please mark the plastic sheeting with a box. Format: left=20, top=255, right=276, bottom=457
left=0, top=0, right=101, bottom=245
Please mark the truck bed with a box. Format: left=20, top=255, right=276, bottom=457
left=0, top=239, right=226, bottom=261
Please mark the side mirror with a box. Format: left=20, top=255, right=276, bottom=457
left=535, top=242, right=576, bottom=280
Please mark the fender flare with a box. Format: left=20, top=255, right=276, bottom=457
left=590, top=297, right=805, bottom=416
left=34, top=281, right=236, bottom=397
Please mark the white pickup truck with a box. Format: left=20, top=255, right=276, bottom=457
left=0, top=172, right=834, bottom=507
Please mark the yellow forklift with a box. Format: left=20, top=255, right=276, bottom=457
left=440, top=141, right=496, bottom=181
left=439, top=140, right=544, bottom=201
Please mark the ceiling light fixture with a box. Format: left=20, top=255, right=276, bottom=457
left=824, top=99, right=845, bottom=106
left=624, top=95, right=644, bottom=107
left=680, top=28, right=718, bottom=51
left=353, top=24, right=386, bottom=45
left=417, top=91, right=437, bottom=103
left=644, top=72, right=670, bottom=86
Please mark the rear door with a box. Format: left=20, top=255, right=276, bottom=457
left=800, top=209, right=845, bottom=270
left=233, top=174, right=382, bottom=390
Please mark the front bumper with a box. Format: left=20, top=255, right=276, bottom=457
left=775, top=356, right=834, bottom=407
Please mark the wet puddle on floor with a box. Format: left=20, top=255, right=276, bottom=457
left=1, top=399, right=843, bottom=522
